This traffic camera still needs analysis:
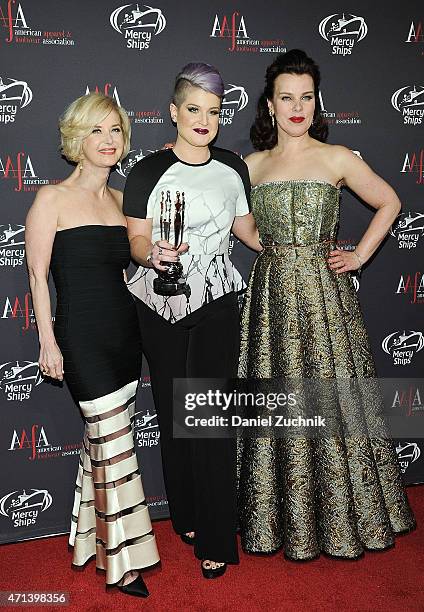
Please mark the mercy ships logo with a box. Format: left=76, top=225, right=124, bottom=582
left=0, top=76, right=32, bottom=124
left=220, top=84, right=248, bottom=126
left=0, top=488, right=52, bottom=528
left=390, top=212, right=424, bottom=249
left=319, top=13, right=367, bottom=55
left=391, top=85, right=424, bottom=125
left=382, top=331, right=424, bottom=366
left=110, top=3, right=166, bottom=50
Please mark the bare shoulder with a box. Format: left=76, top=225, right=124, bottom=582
left=27, top=182, right=79, bottom=221
left=26, top=185, right=63, bottom=229
left=320, top=143, right=361, bottom=176
left=244, top=150, right=268, bottom=184
left=30, top=184, right=63, bottom=211
left=244, top=150, right=267, bottom=168
left=322, top=143, right=356, bottom=163
left=36, top=183, right=62, bottom=199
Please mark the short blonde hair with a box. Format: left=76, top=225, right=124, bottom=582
left=59, top=92, right=131, bottom=162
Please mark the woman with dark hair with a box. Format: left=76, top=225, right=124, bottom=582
left=238, top=49, right=415, bottom=560
left=124, top=63, right=261, bottom=578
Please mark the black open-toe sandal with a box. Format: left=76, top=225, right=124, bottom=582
left=201, top=560, right=227, bottom=579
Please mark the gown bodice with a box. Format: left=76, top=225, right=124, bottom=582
left=251, top=180, right=340, bottom=247
left=51, top=225, right=130, bottom=301
left=50, top=225, right=141, bottom=401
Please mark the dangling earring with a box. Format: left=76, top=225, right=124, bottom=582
left=269, top=110, right=275, bottom=128
left=79, top=159, right=83, bottom=172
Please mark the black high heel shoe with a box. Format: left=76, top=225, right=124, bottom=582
left=201, top=560, right=227, bottom=579
left=180, top=533, right=195, bottom=546
left=118, top=575, right=149, bottom=597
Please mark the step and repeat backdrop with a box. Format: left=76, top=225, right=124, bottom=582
left=1, top=0, right=423, bottom=544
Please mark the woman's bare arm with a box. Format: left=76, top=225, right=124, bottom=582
left=25, top=187, right=63, bottom=379
left=232, top=214, right=262, bottom=251
left=126, top=216, right=188, bottom=271
left=328, top=147, right=401, bottom=273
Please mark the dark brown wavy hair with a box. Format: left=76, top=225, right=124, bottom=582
left=251, top=49, right=328, bottom=150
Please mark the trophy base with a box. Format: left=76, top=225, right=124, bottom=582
left=153, top=277, right=191, bottom=297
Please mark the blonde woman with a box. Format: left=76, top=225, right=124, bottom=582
left=25, top=93, right=159, bottom=596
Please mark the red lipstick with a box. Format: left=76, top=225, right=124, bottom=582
left=289, top=116, right=305, bottom=123
left=193, top=128, right=209, bottom=134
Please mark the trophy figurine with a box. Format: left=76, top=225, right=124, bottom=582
left=153, top=190, right=191, bottom=297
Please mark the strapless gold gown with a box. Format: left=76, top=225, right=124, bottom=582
left=238, top=180, right=415, bottom=559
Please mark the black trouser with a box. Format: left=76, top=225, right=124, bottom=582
left=136, top=292, right=239, bottom=564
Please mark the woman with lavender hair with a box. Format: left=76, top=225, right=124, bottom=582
left=123, top=63, right=261, bottom=578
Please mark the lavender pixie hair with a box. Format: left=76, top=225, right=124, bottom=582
left=172, top=62, right=224, bottom=106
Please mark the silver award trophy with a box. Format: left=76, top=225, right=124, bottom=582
left=153, top=190, right=191, bottom=297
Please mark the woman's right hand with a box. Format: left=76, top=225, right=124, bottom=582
left=39, top=342, right=64, bottom=381
left=150, top=240, right=189, bottom=271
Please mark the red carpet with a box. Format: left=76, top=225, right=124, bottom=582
left=0, top=486, right=422, bottom=612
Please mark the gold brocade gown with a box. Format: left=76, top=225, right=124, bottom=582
left=237, top=180, right=415, bottom=559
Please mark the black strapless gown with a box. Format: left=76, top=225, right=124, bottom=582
left=50, top=225, right=159, bottom=585
left=51, top=225, right=141, bottom=400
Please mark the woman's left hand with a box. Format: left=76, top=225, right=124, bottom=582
left=327, top=248, right=362, bottom=274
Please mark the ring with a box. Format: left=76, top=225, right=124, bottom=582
left=158, top=247, right=163, bottom=256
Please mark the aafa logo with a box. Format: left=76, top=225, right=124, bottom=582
left=0, top=153, right=53, bottom=192
left=401, top=150, right=424, bottom=184
left=396, top=272, right=424, bottom=304
left=9, top=424, right=49, bottom=460
left=392, top=386, right=424, bottom=416
left=396, top=442, right=421, bottom=474
left=382, top=330, right=424, bottom=366
left=220, top=84, right=248, bottom=126
left=391, top=85, right=424, bottom=125
left=319, top=13, right=367, bottom=55
left=319, top=89, right=362, bottom=126
left=0, top=488, right=52, bottom=527
left=1, top=292, right=35, bottom=331
left=210, top=11, right=286, bottom=54
left=85, top=83, right=121, bottom=106
left=0, top=0, right=28, bottom=43
left=110, top=3, right=166, bottom=50
left=390, top=212, right=424, bottom=249
left=0, top=1, right=74, bottom=46
left=84, top=84, right=163, bottom=127
left=0, top=152, right=35, bottom=192
left=405, top=20, right=423, bottom=43
left=210, top=12, right=248, bottom=52
left=0, top=360, right=43, bottom=401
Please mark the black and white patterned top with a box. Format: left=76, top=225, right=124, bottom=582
left=123, top=147, right=250, bottom=322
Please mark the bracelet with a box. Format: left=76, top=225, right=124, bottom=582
left=354, top=250, right=363, bottom=268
